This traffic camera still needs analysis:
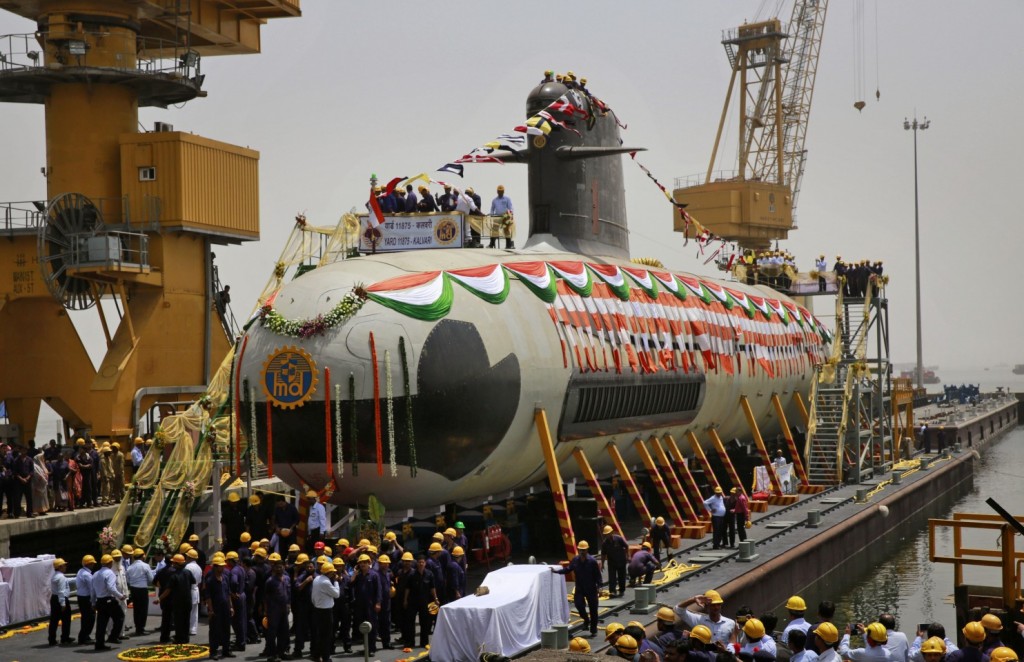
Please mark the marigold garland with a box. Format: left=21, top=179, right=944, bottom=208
left=259, top=287, right=367, bottom=338
left=116, top=643, right=210, bottom=661
left=399, top=337, right=417, bottom=477
left=385, top=349, right=397, bottom=477
left=334, top=383, right=343, bottom=478
left=348, top=372, right=358, bottom=476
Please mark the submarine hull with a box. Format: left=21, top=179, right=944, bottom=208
left=236, top=248, right=827, bottom=507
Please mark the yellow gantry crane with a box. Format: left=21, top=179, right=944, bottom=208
left=674, top=0, right=828, bottom=250
left=0, top=1, right=300, bottom=444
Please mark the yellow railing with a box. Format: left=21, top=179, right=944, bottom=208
left=929, top=512, right=1023, bottom=608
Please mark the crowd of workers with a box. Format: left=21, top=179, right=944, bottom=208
left=555, top=572, right=1021, bottom=662
left=45, top=494, right=472, bottom=662
left=831, top=256, right=884, bottom=298
left=371, top=182, right=515, bottom=249
left=0, top=436, right=152, bottom=518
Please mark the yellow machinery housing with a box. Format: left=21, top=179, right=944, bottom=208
left=0, top=1, right=299, bottom=443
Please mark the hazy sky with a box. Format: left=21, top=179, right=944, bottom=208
left=2, top=0, right=1022, bottom=394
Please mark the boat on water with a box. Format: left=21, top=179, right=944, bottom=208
left=900, top=368, right=940, bottom=384
left=1013, top=364, right=1024, bottom=375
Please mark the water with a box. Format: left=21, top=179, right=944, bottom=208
left=919, top=366, right=1024, bottom=396
left=800, top=425, right=1023, bottom=635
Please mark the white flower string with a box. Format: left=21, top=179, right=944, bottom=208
left=249, top=386, right=258, bottom=471
left=334, top=383, right=343, bottom=478
left=385, top=349, right=397, bottom=477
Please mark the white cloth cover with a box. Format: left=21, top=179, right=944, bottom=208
left=0, top=555, right=55, bottom=624
left=0, top=582, right=11, bottom=626
left=431, top=565, right=570, bottom=662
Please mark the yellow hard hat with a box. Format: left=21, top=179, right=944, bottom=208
left=452, top=546, right=465, bottom=557
left=132, top=548, right=145, bottom=556
left=865, top=622, right=888, bottom=644
left=288, top=544, right=301, bottom=553
left=280, top=528, right=291, bottom=537
left=76, top=438, right=85, bottom=446
left=248, top=494, right=261, bottom=505
left=324, top=546, right=333, bottom=556
left=429, top=542, right=443, bottom=552
left=211, top=552, right=225, bottom=562
left=657, top=606, right=675, bottom=623
left=704, top=589, right=724, bottom=604
left=145, top=439, right=153, bottom=446
left=432, top=532, right=444, bottom=541
left=170, top=554, right=184, bottom=564
left=188, top=534, right=199, bottom=542
left=497, top=185, right=505, bottom=192
left=82, top=555, right=96, bottom=565
left=321, top=562, right=336, bottom=573
left=225, top=551, right=239, bottom=560
left=357, top=554, right=371, bottom=563
left=814, top=622, right=839, bottom=644
left=655, top=516, right=665, bottom=526
left=786, top=595, right=807, bottom=611
left=111, top=442, right=120, bottom=450
left=921, top=637, right=947, bottom=654
left=991, top=648, right=1019, bottom=662
left=250, top=541, right=260, bottom=551
left=444, top=528, right=456, bottom=537
left=306, top=490, right=318, bottom=499
left=268, top=552, right=282, bottom=562
left=605, top=622, right=625, bottom=641
left=744, top=618, right=765, bottom=640
left=53, top=558, right=66, bottom=568
left=227, top=492, right=240, bottom=503
left=134, top=437, right=144, bottom=445
left=615, top=634, right=638, bottom=654
left=254, top=547, right=267, bottom=558
left=963, top=621, right=986, bottom=643
left=569, top=636, right=591, bottom=653
left=690, top=625, right=713, bottom=644
left=384, top=531, right=397, bottom=541
left=240, top=532, right=251, bottom=543
left=366, top=545, right=377, bottom=554
left=373, top=186, right=383, bottom=193
left=110, top=550, right=122, bottom=559
left=627, top=621, right=644, bottom=629
left=602, top=525, right=614, bottom=535
left=401, top=552, right=414, bottom=562
left=378, top=555, right=391, bottom=564
left=358, top=538, right=370, bottom=547
left=186, top=549, right=198, bottom=559
left=577, top=540, right=590, bottom=550
left=338, top=538, right=350, bottom=548
left=428, top=600, right=440, bottom=615
left=212, top=556, right=226, bottom=566
left=981, top=614, right=1003, bottom=632
left=179, top=543, right=191, bottom=553
left=296, top=553, right=310, bottom=564
left=714, top=486, right=723, bottom=494
left=122, top=544, right=134, bottom=553
left=641, top=541, right=652, bottom=550
left=315, top=555, right=328, bottom=565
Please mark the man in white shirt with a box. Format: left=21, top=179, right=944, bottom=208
left=312, top=561, right=342, bottom=662
left=703, top=487, right=727, bottom=549
left=740, top=618, right=777, bottom=656
left=76, top=555, right=96, bottom=645
left=880, top=614, right=910, bottom=662
left=184, top=549, right=202, bottom=635
left=782, top=595, right=812, bottom=644
left=815, top=623, right=842, bottom=662
left=908, top=623, right=958, bottom=662
left=48, top=558, right=73, bottom=646
left=91, top=554, right=125, bottom=651
left=791, top=629, right=820, bottom=662
left=126, top=548, right=155, bottom=637
left=673, top=589, right=737, bottom=645
left=840, top=622, right=895, bottom=662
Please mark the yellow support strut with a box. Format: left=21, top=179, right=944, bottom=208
left=606, top=443, right=652, bottom=525
left=686, top=430, right=722, bottom=493
left=739, top=396, right=784, bottom=496
left=633, top=438, right=684, bottom=527
left=571, top=448, right=623, bottom=539
left=664, top=434, right=710, bottom=518
left=534, top=408, right=578, bottom=561
left=649, top=436, right=699, bottom=522
left=707, top=428, right=748, bottom=500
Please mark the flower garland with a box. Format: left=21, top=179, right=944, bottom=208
left=399, top=337, right=417, bottom=477
left=334, top=383, right=343, bottom=478
left=259, top=287, right=367, bottom=339
left=99, top=525, right=117, bottom=549
left=348, top=372, right=358, bottom=476
left=385, top=349, right=397, bottom=477
left=116, top=643, right=210, bottom=661
left=182, top=480, right=197, bottom=502
left=249, top=386, right=258, bottom=471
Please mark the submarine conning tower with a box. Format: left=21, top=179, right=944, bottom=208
left=523, top=80, right=637, bottom=260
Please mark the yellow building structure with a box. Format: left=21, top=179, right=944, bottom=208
left=0, top=1, right=299, bottom=443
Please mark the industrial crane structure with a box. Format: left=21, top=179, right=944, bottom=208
left=0, top=1, right=299, bottom=444
left=673, top=0, right=828, bottom=250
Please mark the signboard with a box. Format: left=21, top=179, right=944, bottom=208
left=359, top=213, right=464, bottom=252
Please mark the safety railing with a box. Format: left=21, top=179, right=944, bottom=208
left=928, top=512, right=1023, bottom=607
left=1, top=200, right=45, bottom=232
left=0, top=32, right=200, bottom=80
left=67, top=229, right=150, bottom=269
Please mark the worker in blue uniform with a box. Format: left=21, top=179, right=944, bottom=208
left=426, top=541, right=448, bottom=604
left=649, top=516, right=673, bottom=560
left=376, top=554, right=394, bottom=650
left=600, top=525, right=629, bottom=597
left=551, top=540, right=601, bottom=637
left=351, top=553, right=382, bottom=656
left=264, top=552, right=292, bottom=662
left=225, top=552, right=247, bottom=652
left=204, top=554, right=234, bottom=660
left=445, top=547, right=466, bottom=602
left=628, top=542, right=660, bottom=586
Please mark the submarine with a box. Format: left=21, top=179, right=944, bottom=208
left=233, top=76, right=831, bottom=508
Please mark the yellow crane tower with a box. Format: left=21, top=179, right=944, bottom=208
left=0, top=1, right=300, bottom=444
left=673, top=0, right=828, bottom=250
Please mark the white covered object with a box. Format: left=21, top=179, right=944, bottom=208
left=431, top=564, right=570, bottom=662
left=0, top=582, right=11, bottom=626
left=0, top=555, right=55, bottom=624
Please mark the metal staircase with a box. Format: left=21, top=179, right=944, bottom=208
left=805, top=279, right=895, bottom=485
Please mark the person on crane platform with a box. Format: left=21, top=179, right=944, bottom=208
left=417, top=186, right=438, bottom=212
left=488, top=185, right=515, bottom=249
left=816, top=255, right=829, bottom=292
left=404, top=185, right=419, bottom=212
left=840, top=622, right=894, bottom=662
left=782, top=595, right=811, bottom=644
left=436, top=185, right=456, bottom=212
left=600, top=524, right=629, bottom=597
left=674, top=589, right=737, bottom=646
left=551, top=540, right=601, bottom=638
left=649, top=516, right=673, bottom=561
